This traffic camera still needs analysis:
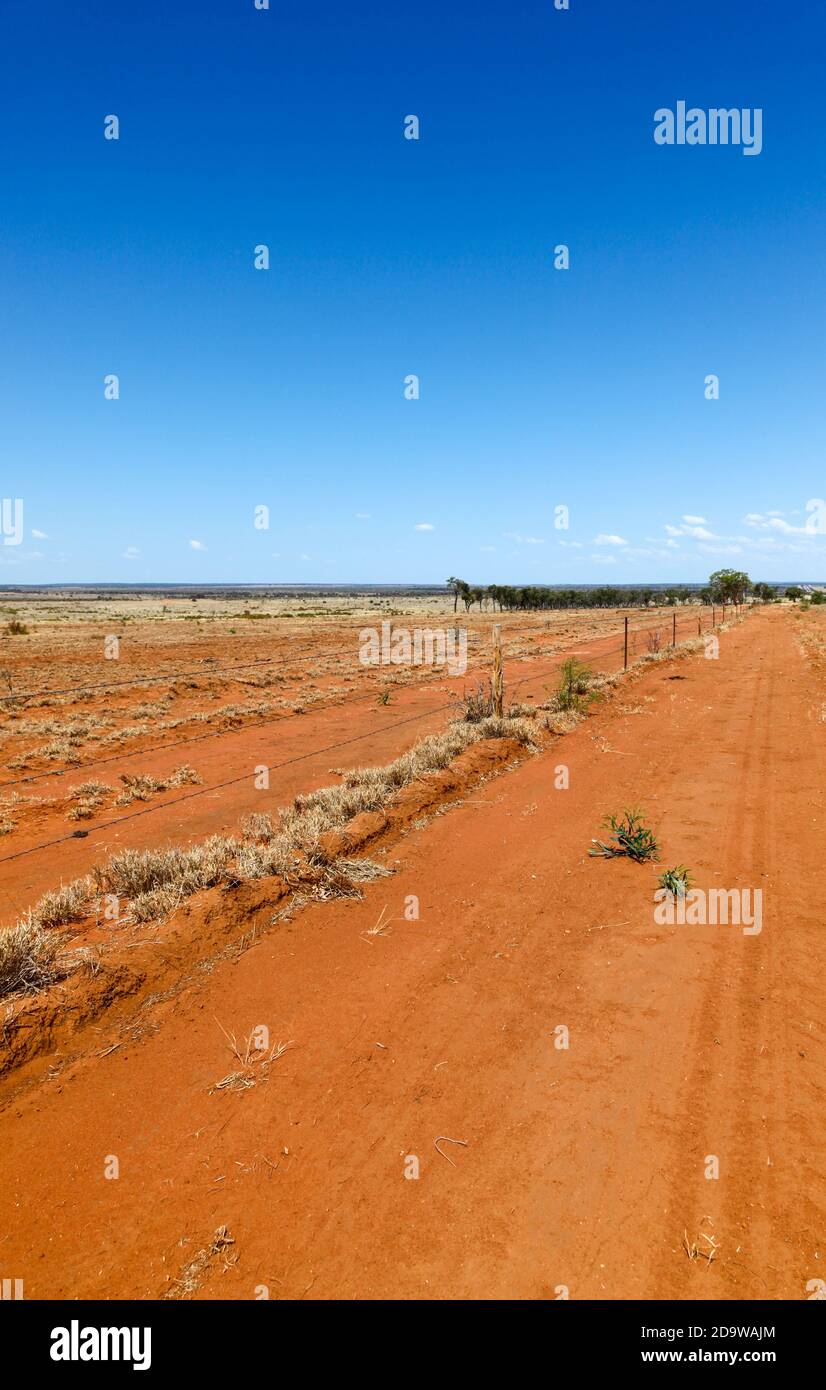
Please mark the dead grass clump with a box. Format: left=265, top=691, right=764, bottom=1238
left=114, top=764, right=202, bottom=806
left=164, top=1226, right=236, bottom=1299
left=93, top=835, right=235, bottom=903
left=239, top=812, right=276, bottom=841
left=67, top=779, right=113, bottom=821
left=132, top=700, right=173, bottom=719
left=315, top=858, right=392, bottom=899
left=271, top=857, right=392, bottom=922
left=33, top=878, right=94, bottom=928
left=100, top=723, right=150, bottom=747
left=70, top=780, right=113, bottom=798
left=459, top=681, right=494, bottom=722
left=281, top=714, right=535, bottom=855
left=209, top=1025, right=294, bottom=1094
left=543, top=708, right=582, bottom=735
left=16, top=715, right=110, bottom=741
left=0, top=914, right=66, bottom=998
left=234, top=836, right=297, bottom=881
left=40, top=739, right=83, bottom=765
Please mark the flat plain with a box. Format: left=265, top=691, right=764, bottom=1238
left=1, top=595, right=823, bottom=1300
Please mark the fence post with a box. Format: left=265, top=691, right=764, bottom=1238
left=672, top=611, right=676, bottom=647
left=624, top=615, right=629, bottom=669
left=491, top=624, right=504, bottom=717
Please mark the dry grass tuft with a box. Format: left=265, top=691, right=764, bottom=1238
left=114, top=764, right=202, bottom=806
left=281, top=713, right=536, bottom=856
left=209, top=1023, right=294, bottom=1094
left=33, top=878, right=94, bottom=928
left=164, top=1225, right=236, bottom=1299
left=0, top=914, right=66, bottom=999
left=239, top=811, right=276, bottom=841
left=93, top=836, right=236, bottom=923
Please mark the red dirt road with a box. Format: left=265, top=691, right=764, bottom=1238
left=1, top=609, right=823, bottom=1299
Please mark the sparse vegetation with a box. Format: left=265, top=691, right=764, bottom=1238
left=0, top=709, right=538, bottom=973
left=67, top=779, right=113, bottom=820
left=33, top=878, right=94, bottom=928
left=459, top=681, right=494, bottom=722
left=239, top=812, right=276, bottom=842
left=114, top=764, right=202, bottom=806
left=0, top=915, right=66, bottom=999
left=590, top=808, right=660, bottom=863
left=657, top=865, right=692, bottom=896
left=555, top=657, right=594, bottom=712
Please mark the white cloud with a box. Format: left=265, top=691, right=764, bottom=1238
left=744, top=512, right=812, bottom=536
left=123, top=546, right=140, bottom=559
left=558, top=539, right=583, bottom=548
left=504, top=532, right=545, bottom=545
left=31, top=529, right=48, bottom=540
left=355, top=512, right=370, bottom=519
left=682, top=515, right=707, bottom=526
left=591, top=553, right=617, bottom=565
left=414, top=522, right=435, bottom=532
left=189, top=539, right=206, bottom=551
left=593, top=533, right=628, bottom=546
left=665, top=520, right=720, bottom=540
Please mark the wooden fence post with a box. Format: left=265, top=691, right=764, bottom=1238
left=491, top=625, right=504, bottom=717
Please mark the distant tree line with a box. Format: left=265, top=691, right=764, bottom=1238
left=445, top=570, right=809, bottom=613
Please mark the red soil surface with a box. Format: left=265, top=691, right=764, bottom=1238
left=1, top=607, right=822, bottom=1299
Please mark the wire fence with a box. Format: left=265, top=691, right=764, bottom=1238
left=0, top=603, right=739, bottom=788
left=0, top=603, right=748, bottom=870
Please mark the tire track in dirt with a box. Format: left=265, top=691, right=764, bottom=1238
left=650, top=614, right=821, bottom=1299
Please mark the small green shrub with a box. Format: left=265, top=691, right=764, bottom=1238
left=590, top=808, right=660, bottom=863
left=657, top=865, right=692, bottom=896
left=556, top=658, right=593, bottom=711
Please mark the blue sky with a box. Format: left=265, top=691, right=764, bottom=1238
left=2, top=0, right=825, bottom=585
